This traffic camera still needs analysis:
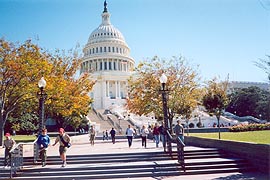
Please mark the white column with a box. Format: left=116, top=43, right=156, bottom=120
left=118, top=81, right=121, bottom=98
left=107, top=81, right=110, bottom=97
left=115, top=81, right=118, bottom=98
left=102, top=81, right=106, bottom=98
left=114, top=59, right=118, bottom=71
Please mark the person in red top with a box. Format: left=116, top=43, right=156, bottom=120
left=153, top=123, right=160, bottom=147
left=3, top=133, right=16, bottom=168
left=52, top=128, right=71, bottom=167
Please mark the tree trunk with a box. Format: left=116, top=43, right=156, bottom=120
left=0, top=120, right=3, bottom=146
left=0, top=110, right=8, bottom=146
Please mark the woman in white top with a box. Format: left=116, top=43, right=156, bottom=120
left=140, top=125, right=149, bottom=148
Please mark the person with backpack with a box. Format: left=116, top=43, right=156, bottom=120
left=52, top=128, right=71, bottom=167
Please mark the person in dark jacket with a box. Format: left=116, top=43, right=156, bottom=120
left=3, top=133, right=16, bottom=168
left=110, top=128, right=116, bottom=144
left=37, top=128, right=50, bottom=167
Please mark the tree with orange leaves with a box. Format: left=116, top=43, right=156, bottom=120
left=0, top=39, right=94, bottom=146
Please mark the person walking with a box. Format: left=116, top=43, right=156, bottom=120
left=158, top=122, right=167, bottom=149
left=36, top=128, right=50, bottom=167
left=105, top=130, right=109, bottom=140
left=140, top=125, right=149, bottom=148
left=3, top=133, right=16, bottom=168
left=109, top=127, right=116, bottom=144
left=52, top=128, right=71, bottom=167
left=89, top=126, right=96, bottom=146
left=174, top=120, right=184, bottom=143
left=102, top=131, right=105, bottom=141
left=126, top=125, right=135, bottom=148
left=153, top=123, right=160, bottom=147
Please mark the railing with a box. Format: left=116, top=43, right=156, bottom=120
left=33, top=139, right=39, bottom=164
left=9, top=143, right=23, bottom=178
left=8, top=140, right=38, bottom=179
left=107, top=115, right=115, bottom=127
left=176, top=136, right=185, bottom=172
left=166, top=130, right=186, bottom=172
left=92, top=108, right=105, bottom=121
left=97, top=112, right=105, bottom=121
left=92, top=108, right=98, bottom=115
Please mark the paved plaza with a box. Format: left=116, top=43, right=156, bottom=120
left=1, top=134, right=268, bottom=180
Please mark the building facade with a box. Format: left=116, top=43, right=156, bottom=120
left=80, top=1, right=134, bottom=110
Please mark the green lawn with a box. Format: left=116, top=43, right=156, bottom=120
left=12, top=135, right=37, bottom=143
left=189, top=130, right=270, bottom=144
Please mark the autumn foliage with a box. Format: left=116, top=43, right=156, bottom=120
left=0, top=39, right=94, bottom=145
left=126, top=56, right=201, bottom=127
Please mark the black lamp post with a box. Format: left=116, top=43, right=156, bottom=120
left=216, top=109, right=221, bottom=139
left=159, top=73, right=172, bottom=153
left=37, top=77, right=47, bottom=134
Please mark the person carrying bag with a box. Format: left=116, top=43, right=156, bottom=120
left=52, top=128, right=71, bottom=167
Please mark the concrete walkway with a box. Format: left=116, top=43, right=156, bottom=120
left=1, top=134, right=269, bottom=180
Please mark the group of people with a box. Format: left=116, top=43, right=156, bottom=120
left=37, top=128, right=71, bottom=167
left=125, top=120, right=184, bottom=149
left=88, top=127, right=117, bottom=145
left=142, top=120, right=184, bottom=149
left=3, top=127, right=71, bottom=168
left=3, top=121, right=184, bottom=168
left=88, top=120, right=185, bottom=149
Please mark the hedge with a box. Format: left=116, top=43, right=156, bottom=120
left=229, top=123, right=270, bottom=132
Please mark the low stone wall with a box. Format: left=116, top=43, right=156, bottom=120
left=184, top=127, right=229, bottom=133
left=185, top=136, right=270, bottom=176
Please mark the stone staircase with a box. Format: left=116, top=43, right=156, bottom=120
left=0, top=146, right=253, bottom=179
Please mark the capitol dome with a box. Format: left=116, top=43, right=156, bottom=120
left=81, top=0, right=134, bottom=110
left=87, top=14, right=126, bottom=45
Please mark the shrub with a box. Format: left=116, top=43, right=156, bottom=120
left=229, top=123, right=270, bottom=132
left=189, top=123, right=195, bottom=128
left=197, top=121, right=203, bottom=128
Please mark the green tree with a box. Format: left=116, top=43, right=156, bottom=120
left=127, top=56, right=200, bottom=130
left=226, top=86, right=270, bottom=120
left=6, top=113, right=38, bottom=135
left=202, top=77, right=229, bottom=139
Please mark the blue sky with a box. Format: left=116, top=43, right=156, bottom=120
left=1, top=0, right=270, bottom=83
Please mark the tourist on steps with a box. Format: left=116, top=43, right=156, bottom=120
left=37, top=128, right=50, bottom=167
left=126, top=125, right=135, bottom=148
left=52, top=128, right=71, bottom=167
